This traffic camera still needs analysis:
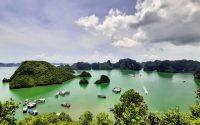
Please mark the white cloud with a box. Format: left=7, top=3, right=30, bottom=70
left=77, top=0, right=200, bottom=47
left=76, top=15, right=99, bottom=30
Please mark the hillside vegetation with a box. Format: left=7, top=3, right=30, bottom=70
left=9, top=61, right=75, bottom=89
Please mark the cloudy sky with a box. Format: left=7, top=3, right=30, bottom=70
left=0, top=0, right=200, bottom=63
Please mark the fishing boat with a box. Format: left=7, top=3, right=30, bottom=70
left=97, top=94, right=106, bottom=98
left=61, top=103, right=71, bottom=108
left=112, top=87, right=122, bottom=94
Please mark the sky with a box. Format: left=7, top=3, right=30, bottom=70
left=0, top=0, right=200, bottom=63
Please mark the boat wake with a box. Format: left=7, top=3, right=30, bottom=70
left=141, top=83, right=148, bottom=95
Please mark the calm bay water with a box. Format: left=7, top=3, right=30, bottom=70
left=0, top=67, right=200, bottom=120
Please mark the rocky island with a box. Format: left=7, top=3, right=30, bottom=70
left=9, top=61, right=75, bottom=89
left=79, top=71, right=92, bottom=77
left=95, top=75, right=110, bottom=84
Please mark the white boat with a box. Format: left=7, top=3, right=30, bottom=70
left=34, top=98, right=45, bottom=104
left=22, top=107, right=28, bottom=113
left=27, top=102, right=37, bottom=108
left=112, top=87, right=122, bottom=94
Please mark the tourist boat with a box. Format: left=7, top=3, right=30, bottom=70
left=22, top=106, right=28, bottom=113
left=112, top=87, right=122, bottom=94
left=27, top=102, right=37, bottom=108
left=97, top=94, right=106, bottom=98
left=61, top=103, right=71, bottom=108
left=27, top=109, right=38, bottom=116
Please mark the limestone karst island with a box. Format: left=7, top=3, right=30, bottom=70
left=1, top=0, right=200, bottom=125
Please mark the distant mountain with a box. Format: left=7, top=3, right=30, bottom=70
left=143, top=60, right=200, bottom=73
left=0, top=63, right=20, bottom=67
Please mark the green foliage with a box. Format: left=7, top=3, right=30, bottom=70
left=95, top=75, right=110, bottom=84
left=79, top=71, right=92, bottom=77
left=2, top=78, right=10, bottom=83
left=191, top=103, right=200, bottom=118
left=57, top=64, right=75, bottom=74
left=113, top=89, right=147, bottom=125
left=0, top=99, right=19, bottom=125
left=194, top=69, right=200, bottom=79
left=9, top=61, right=75, bottom=89
left=79, top=111, right=93, bottom=125
left=95, top=112, right=113, bottom=125
left=17, top=112, right=75, bottom=125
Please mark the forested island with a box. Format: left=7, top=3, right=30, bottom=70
left=8, top=61, right=75, bottom=89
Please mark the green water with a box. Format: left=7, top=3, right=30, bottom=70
left=0, top=67, right=200, bottom=120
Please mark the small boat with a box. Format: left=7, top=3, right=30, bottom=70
left=27, top=102, right=37, bottom=109
left=59, top=90, right=70, bottom=96
left=27, top=109, right=38, bottom=116
left=109, top=106, right=115, bottom=112
left=112, top=87, right=122, bottom=94
left=55, top=92, right=59, bottom=97
left=23, top=99, right=30, bottom=106
left=22, top=107, right=28, bottom=113
left=128, top=74, right=135, bottom=77
left=61, top=103, right=71, bottom=108
left=97, top=94, right=106, bottom=98
left=34, top=98, right=45, bottom=104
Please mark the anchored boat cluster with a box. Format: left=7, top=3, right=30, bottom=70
left=22, top=98, right=45, bottom=116
left=21, top=87, right=122, bottom=116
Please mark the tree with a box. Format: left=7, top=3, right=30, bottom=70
left=95, top=112, right=113, bottom=125
left=79, top=111, right=93, bottom=125
left=113, top=89, right=147, bottom=125
left=159, top=108, right=190, bottom=125
left=0, top=99, right=19, bottom=125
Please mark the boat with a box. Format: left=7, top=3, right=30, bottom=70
left=109, top=106, right=115, bottom=112
left=112, top=87, right=122, bottom=94
left=34, top=98, right=45, bottom=104
left=61, top=103, right=71, bottom=108
left=59, top=90, right=70, bottom=96
left=23, top=99, right=30, bottom=106
left=97, top=94, right=106, bottom=98
left=56, top=90, right=70, bottom=97
left=55, top=92, right=59, bottom=97
left=22, top=106, right=28, bottom=113
left=27, top=109, right=38, bottom=116
left=27, top=102, right=37, bottom=108
left=128, top=74, right=135, bottom=77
